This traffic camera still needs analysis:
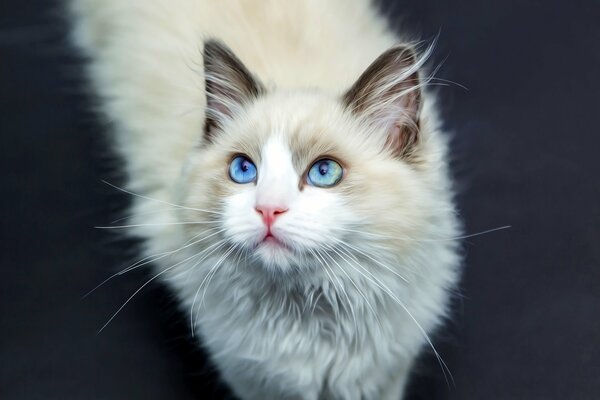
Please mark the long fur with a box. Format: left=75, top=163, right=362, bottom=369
left=70, top=1, right=461, bottom=399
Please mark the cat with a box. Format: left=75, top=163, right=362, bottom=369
left=70, top=0, right=461, bottom=399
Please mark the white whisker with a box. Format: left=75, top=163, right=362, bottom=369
left=84, top=228, right=226, bottom=297
left=333, top=238, right=409, bottom=283
left=308, top=249, right=340, bottom=319
left=334, top=225, right=511, bottom=243
left=185, top=239, right=232, bottom=335
left=315, top=248, right=359, bottom=340
left=191, top=243, right=239, bottom=336
left=334, top=243, right=454, bottom=386
left=322, top=244, right=384, bottom=332
left=98, top=250, right=204, bottom=333
left=110, top=207, right=182, bottom=224
left=101, top=180, right=225, bottom=215
left=96, top=221, right=219, bottom=229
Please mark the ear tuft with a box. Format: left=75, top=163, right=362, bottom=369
left=203, top=39, right=265, bottom=139
left=343, top=44, right=427, bottom=158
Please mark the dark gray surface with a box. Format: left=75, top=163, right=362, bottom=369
left=1, top=1, right=599, bottom=399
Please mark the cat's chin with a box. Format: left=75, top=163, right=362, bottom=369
left=254, top=238, right=296, bottom=272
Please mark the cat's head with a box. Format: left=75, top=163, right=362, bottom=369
left=181, top=40, right=438, bottom=275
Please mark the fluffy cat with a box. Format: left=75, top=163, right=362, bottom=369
left=71, top=1, right=461, bottom=399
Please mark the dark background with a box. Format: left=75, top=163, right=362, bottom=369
left=1, top=0, right=599, bottom=399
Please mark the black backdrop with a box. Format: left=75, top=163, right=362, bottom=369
left=1, top=1, right=599, bottom=399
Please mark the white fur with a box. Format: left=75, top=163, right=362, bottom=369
left=255, top=137, right=298, bottom=210
left=71, top=1, right=461, bottom=399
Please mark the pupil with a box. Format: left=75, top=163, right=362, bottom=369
left=241, top=160, right=249, bottom=172
left=319, top=162, right=329, bottom=175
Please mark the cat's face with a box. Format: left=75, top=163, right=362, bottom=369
left=181, top=40, right=429, bottom=274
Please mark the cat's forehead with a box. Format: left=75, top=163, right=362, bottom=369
left=261, top=136, right=292, bottom=169
left=226, top=91, right=375, bottom=168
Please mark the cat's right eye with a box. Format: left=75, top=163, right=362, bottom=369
left=229, top=155, right=257, bottom=184
left=306, top=159, right=343, bottom=188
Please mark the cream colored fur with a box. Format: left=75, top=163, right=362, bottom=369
left=71, top=1, right=461, bottom=399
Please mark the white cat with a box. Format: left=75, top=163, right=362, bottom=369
left=71, top=1, right=461, bottom=399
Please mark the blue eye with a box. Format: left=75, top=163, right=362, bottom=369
left=229, top=155, right=257, bottom=184
left=307, top=159, right=343, bottom=188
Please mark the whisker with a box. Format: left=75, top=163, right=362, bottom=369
left=101, top=180, right=225, bottom=215
left=434, top=225, right=511, bottom=241
left=95, top=221, right=219, bottom=229
left=334, top=225, right=511, bottom=243
left=84, top=228, right=226, bottom=297
left=333, top=244, right=454, bottom=386
left=191, top=243, right=239, bottom=336
left=333, top=238, right=409, bottom=283
left=184, top=240, right=232, bottom=336
left=199, top=243, right=240, bottom=310
left=98, top=250, right=204, bottom=333
left=183, top=238, right=231, bottom=283
left=110, top=207, right=182, bottom=224
left=315, top=248, right=357, bottom=330
left=308, top=248, right=340, bottom=319
left=321, top=244, right=384, bottom=332
left=316, top=248, right=364, bottom=351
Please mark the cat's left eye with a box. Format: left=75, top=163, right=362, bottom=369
left=307, top=159, right=343, bottom=188
left=229, top=155, right=257, bottom=184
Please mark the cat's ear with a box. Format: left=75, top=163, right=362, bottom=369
left=203, top=39, right=265, bottom=138
left=343, top=45, right=425, bottom=158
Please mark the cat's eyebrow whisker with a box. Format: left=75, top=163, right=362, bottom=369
left=84, top=227, right=226, bottom=298
left=101, top=180, right=225, bottom=215
left=332, top=244, right=454, bottom=387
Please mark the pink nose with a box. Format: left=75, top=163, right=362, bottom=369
left=255, top=205, right=288, bottom=227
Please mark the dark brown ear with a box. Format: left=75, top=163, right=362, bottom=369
left=343, top=45, right=424, bottom=158
left=203, top=39, right=265, bottom=138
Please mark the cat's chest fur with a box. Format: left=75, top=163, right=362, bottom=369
left=164, top=241, right=454, bottom=400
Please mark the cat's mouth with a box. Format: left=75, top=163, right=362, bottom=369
left=253, top=232, right=296, bottom=267
left=261, top=233, right=287, bottom=249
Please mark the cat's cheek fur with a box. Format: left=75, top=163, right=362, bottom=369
left=222, top=190, right=265, bottom=247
